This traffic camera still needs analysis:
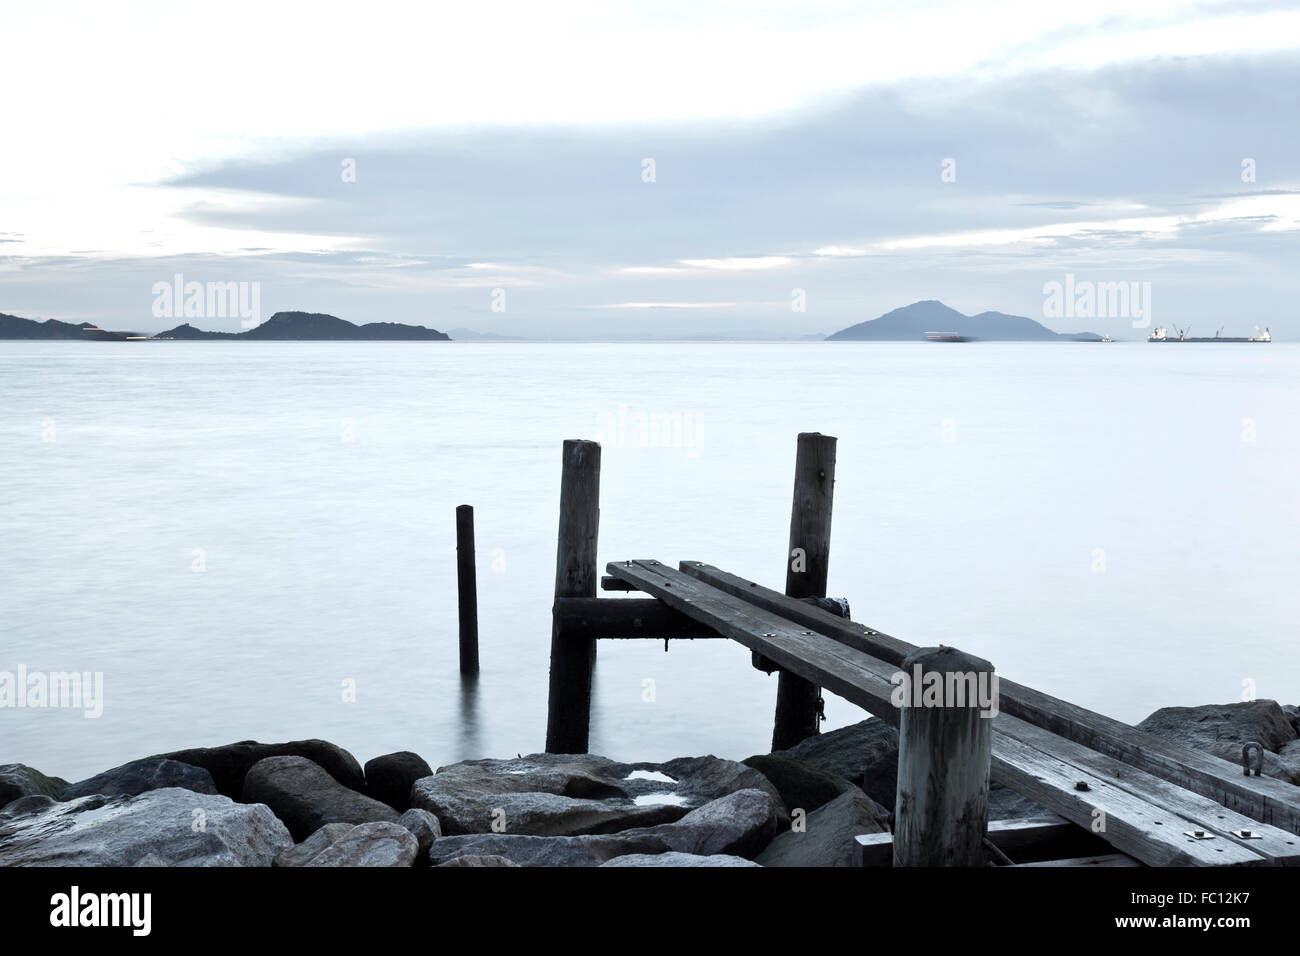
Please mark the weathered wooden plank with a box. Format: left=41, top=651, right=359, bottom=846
left=995, top=714, right=1300, bottom=864
left=680, top=561, right=1300, bottom=835
left=606, top=560, right=903, bottom=719
left=991, top=733, right=1268, bottom=866
left=600, top=575, right=639, bottom=592
left=553, top=597, right=721, bottom=640
left=1017, top=854, right=1142, bottom=867
left=855, top=818, right=1123, bottom=867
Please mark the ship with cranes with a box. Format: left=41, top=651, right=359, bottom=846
left=1148, top=324, right=1270, bottom=343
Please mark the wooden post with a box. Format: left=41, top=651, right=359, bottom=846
left=544, top=440, right=601, bottom=753
left=771, top=432, right=836, bottom=751
left=893, top=645, right=995, bottom=867
left=455, top=504, right=480, bottom=676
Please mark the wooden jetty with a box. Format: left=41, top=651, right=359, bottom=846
left=542, top=434, right=1300, bottom=866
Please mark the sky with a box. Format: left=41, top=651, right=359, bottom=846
left=2, top=0, right=1298, bottom=338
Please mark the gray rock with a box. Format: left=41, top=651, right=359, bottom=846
left=152, top=739, right=365, bottom=799
left=274, top=822, right=354, bottom=867
left=0, top=788, right=291, bottom=866
left=631, top=788, right=783, bottom=858
left=779, top=718, right=899, bottom=788
left=988, top=781, right=1054, bottom=820
left=411, top=752, right=783, bottom=837
left=429, top=831, right=671, bottom=867
left=436, top=854, right=519, bottom=867
left=62, top=758, right=217, bottom=800
left=0, top=794, right=56, bottom=819
left=601, top=852, right=761, bottom=867
left=1137, top=700, right=1297, bottom=753
left=134, top=853, right=170, bottom=867
left=741, top=753, right=853, bottom=814
left=757, top=788, right=890, bottom=867
left=364, top=751, right=433, bottom=811
left=242, top=756, right=398, bottom=841
left=1283, top=705, right=1300, bottom=737
left=0, top=764, right=68, bottom=806
left=398, top=808, right=442, bottom=856
left=305, top=821, right=419, bottom=867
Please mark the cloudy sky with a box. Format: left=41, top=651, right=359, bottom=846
left=3, top=0, right=1298, bottom=338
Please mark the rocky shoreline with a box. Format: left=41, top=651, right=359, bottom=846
left=3, top=700, right=1298, bottom=867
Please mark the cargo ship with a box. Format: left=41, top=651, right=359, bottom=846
left=1148, top=326, right=1270, bottom=343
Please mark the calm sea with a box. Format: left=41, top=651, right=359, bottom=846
left=3, top=341, right=1298, bottom=780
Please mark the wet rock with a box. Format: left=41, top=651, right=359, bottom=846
left=242, top=756, right=398, bottom=841
left=0, top=764, right=68, bottom=807
left=742, top=753, right=853, bottom=814
left=428, top=831, right=671, bottom=868
left=0, top=794, right=57, bottom=820
left=757, top=788, right=890, bottom=867
left=1283, top=705, right=1300, bottom=737
left=364, top=751, right=432, bottom=811
left=274, top=822, right=354, bottom=867
left=62, top=758, right=217, bottom=800
left=153, top=739, right=365, bottom=798
left=398, top=808, right=442, bottom=856
left=411, top=752, right=782, bottom=837
left=0, top=788, right=291, bottom=866
left=633, top=788, right=782, bottom=858
left=1137, top=701, right=1297, bottom=754
left=436, top=854, right=519, bottom=867
left=988, top=782, right=1054, bottom=820
left=601, top=852, right=761, bottom=867
left=304, top=821, right=419, bottom=867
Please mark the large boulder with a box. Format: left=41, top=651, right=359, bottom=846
left=62, top=758, right=217, bottom=800
left=0, top=788, right=291, bottom=866
left=304, top=821, right=419, bottom=867
left=1282, top=705, right=1300, bottom=737
left=425, top=788, right=781, bottom=866
left=0, top=764, right=68, bottom=807
left=274, top=822, right=354, bottom=867
left=742, top=753, right=853, bottom=814
left=153, top=739, right=365, bottom=798
left=1137, top=701, right=1297, bottom=754
left=0, top=794, right=56, bottom=820
left=364, top=751, right=433, bottom=811
left=776, top=718, right=900, bottom=809
left=398, top=808, right=441, bottom=857
left=410, top=752, right=781, bottom=837
left=756, top=788, right=890, bottom=867
left=242, top=756, right=398, bottom=841
left=600, top=853, right=761, bottom=867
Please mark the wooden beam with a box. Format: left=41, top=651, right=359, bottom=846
left=600, top=575, right=639, bottom=592
left=893, top=645, right=994, bottom=867
left=553, top=597, right=722, bottom=640
left=772, top=432, right=837, bottom=750
left=455, top=504, right=480, bottom=676
left=545, top=440, right=601, bottom=754
left=679, top=561, right=1300, bottom=836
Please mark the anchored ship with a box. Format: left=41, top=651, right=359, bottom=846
left=1148, top=325, right=1270, bottom=343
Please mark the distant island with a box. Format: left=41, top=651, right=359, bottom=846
left=826, top=300, right=1103, bottom=341
left=0, top=311, right=451, bottom=341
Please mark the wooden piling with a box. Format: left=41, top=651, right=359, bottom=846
left=455, top=504, right=480, bottom=676
left=893, top=645, right=995, bottom=867
left=771, top=432, right=836, bottom=751
left=544, top=440, right=601, bottom=754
